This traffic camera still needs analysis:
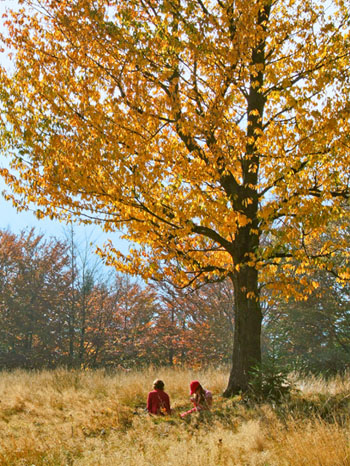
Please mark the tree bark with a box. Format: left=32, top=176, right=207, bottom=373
left=224, top=266, right=262, bottom=396
left=222, top=2, right=270, bottom=396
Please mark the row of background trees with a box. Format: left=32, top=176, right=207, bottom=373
left=0, top=227, right=234, bottom=369
left=0, top=226, right=349, bottom=374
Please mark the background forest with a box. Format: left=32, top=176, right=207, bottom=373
left=1, top=225, right=349, bottom=375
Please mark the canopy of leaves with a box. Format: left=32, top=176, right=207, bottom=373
left=0, top=0, right=349, bottom=295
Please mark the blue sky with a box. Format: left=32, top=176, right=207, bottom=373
left=0, top=176, right=130, bottom=254
left=0, top=167, right=129, bottom=255
left=0, top=0, right=128, bottom=254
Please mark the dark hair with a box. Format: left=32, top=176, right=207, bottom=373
left=153, top=379, right=164, bottom=390
left=194, top=386, right=206, bottom=405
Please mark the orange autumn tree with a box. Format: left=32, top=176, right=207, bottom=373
left=1, top=0, right=350, bottom=394
left=0, top=228, right=70, bottom=367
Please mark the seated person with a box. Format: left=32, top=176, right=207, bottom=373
left=147, top=379, right=171, bottom=415
left=181, top=380, right=212, bottom=418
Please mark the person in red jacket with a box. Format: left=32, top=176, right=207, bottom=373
left=147, top=379, right=171, bottom=415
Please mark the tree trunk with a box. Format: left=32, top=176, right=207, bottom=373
left=68, top=313, right=75, bottom=367
left=78, top=294, right=87, bottom=364
left=221, top=1, right=269, bottom=397
left=224, top=266, right=262, bottom=396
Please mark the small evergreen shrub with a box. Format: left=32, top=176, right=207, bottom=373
left=246, top=361, right=294, bottom=403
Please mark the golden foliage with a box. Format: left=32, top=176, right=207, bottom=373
left=0, top=0, right=349, bottom=291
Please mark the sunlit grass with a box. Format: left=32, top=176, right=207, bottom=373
left=0, top=367, right=349, bottom=465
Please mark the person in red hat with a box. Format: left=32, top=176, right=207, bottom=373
left=180, top=380, right=212, bottom=418
left=147, top=379, right=171, bottom=415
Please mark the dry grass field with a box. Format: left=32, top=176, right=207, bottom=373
left=0, top=366, right=350, bottom=465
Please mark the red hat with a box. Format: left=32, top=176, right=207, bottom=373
left=190, top=380, right=201, bottom=395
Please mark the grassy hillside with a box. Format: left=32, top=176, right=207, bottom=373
left=0, top=367, right=349, bottom=465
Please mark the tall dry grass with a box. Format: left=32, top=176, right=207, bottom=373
left=0, top=367, right=349, bottom=465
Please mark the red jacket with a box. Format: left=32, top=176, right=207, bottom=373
left=147, top=389, right=171, bottom=415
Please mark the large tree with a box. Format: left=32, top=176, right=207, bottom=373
left=1, top=0, right=350, bottom=394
